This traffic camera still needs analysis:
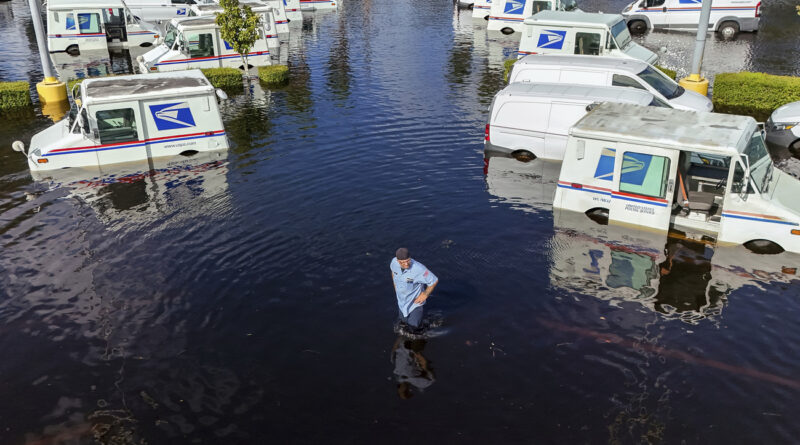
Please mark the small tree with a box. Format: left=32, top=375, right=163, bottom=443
left=216, top=0, right=261, bottom=74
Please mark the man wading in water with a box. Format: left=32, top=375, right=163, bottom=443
left=390, top=248, right=438, bottom=334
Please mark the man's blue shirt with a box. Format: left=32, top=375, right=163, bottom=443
left=390, top=258, right=438, bottom=317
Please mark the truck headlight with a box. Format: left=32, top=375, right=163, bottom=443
left=773, top=122, right=798, bottom=131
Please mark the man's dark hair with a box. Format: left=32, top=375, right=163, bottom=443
left=395, top=247, right=410, bottom=260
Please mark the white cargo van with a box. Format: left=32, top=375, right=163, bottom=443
left=46, top=0, right=159, bottom=53
left=187, top=2, right=281, bottom=52
left=518, top=11, right=658, bottom=64
left=485, top=82, right=664, bottom=160
left=487, top=0, right=577, bottom=35
left=11, top=71, right=229, bottom=173
left=621, top=0, right=760, bottom=38
left=508, top=55, right=712, bottom=112
left=137, top=17, right=272, bottom=72
left=554, top=102, right=800, bottom=254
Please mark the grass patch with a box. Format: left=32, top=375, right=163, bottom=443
left=503, top=58, right=517, bottom=83
left=712, top=72, right=800, bottom=122
left=258, top=65, right=289, bottom=85
left=655, top=65, right=676, bottom=80
left=0, top=81, right=31, bottom=110
left=201, top=68, right=244, bottom=91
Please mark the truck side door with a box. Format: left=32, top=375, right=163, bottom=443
left=74, top=10, right=108, bottom=51
left=185, top=29, right=219, bottom=67
left=639, top=0, right=668, bottom=28
left=608, top=143, right=678, bottom=232
left=91, top=103, right=145, bottom=165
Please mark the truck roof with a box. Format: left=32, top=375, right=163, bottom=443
left=524, top=11, right=624, bottom=27
left=515, top=54, right=650, bottom=73
left=570, top=102, right=756, bottom=155
left=172, top=16, right=219, bottom=28
left=497, top=82, right=654, bottom=106
left=82, top=70, right=215, bottom=105
left=47, top=0, right=130, bottom=9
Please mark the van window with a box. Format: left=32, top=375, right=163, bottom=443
left=610, top=20, right=632, bottom=49
left=187, top=32, right=215, bottom=57
left=619, top=152, right=670, bottom=198
left=637, top=66, right=683, bottom=99
left=574, top=32, right=601, bottom=55
left=644, top=0, right=666, bottom=7
left=532, top=0, right=552, bottom=13
left=164, top=24, right=178, bottom=48
left=96, top=108, right=138, bottom=144
left=648, top=96, right=672, bottom=108
left=78, top=13, right=101, bottom=34
left=612, top=74, right=647, bottom=90
left=103, top=8, right=124, bottom=25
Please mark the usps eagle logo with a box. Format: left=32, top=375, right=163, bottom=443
left=537, top=29, right=567, bottom=49
left=503, top=0, right=525, bottom=14
left=177, top=8, right=187, bottom=15
left=149, top=102, right=196, bottom=131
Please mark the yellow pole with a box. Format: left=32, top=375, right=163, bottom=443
left=677, top=0, right=712, bottom=97
left=28, top=0, right=68, bottom=106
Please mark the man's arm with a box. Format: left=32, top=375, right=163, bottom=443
left=413, top=279, right=437, bottom=304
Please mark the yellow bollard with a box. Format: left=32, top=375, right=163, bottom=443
left=678, top=73, right=709, bottom=97
left=41, top=99, right=70, bottom=122
left=36, top=76, right=68, bottom=105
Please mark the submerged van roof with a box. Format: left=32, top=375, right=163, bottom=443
left=570, top=102, right=756, bottom=155
left=497, top=82, right=654, bottom=106
left=524, top=11, right=624, bottom=27
left=82, top=70, right=214, bottom=105
left=515, top=54, right=650, bottom=73
left=172, top=16, right=219, bottom=28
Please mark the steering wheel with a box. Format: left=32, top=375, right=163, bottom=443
left=714, top=178, right=726, bottom=189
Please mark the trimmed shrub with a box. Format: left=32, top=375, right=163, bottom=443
left=201, top=68, right=244, bottom=90
left=503, top=58, right=517, bottom=83
left=713, top=72, right=800, bottom=122
left=655, top=65, right=676, bottom=80
left=258, top=65, right=289, bottom=85
left=0, top=81, right=32, bottom=110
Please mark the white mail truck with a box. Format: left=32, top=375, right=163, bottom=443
left=621, top=0, right=760, bottom=39
left=554, top=102, right=800, bottom=254
left=137, top=16, right=272, bottom=72
left=299, top=0, right=338, bottom=11
left=11, top=71, right=229, bottom=173
left=187, top=2, right=281, bottom=52
left=46, top=0, right=160, bottom=53
left=487, top=0, right=577, bottom=35
left=518, top=11, right=658, bottom=64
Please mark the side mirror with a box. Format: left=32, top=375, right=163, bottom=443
left=92, top=129, right=100, bottom=140
left=215, top=88, right=228, bottom=100
left=12, top=141, right=25, bottom=153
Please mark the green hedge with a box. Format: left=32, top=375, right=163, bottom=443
left=0, top=81, right=32, bottom=110
left=258, top=65, right=289, bottom=85
left=200, top=68, right=243, bottom=90
left=655, top=65, right=676, bottom=80
left=713, top=72, right=800, bottom=122
left=503, top=58, right=517, bottom=83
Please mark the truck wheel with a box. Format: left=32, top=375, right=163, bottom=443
left=789, top=140, right=800, bottom=157
left=585, top=208, right=609, bottom=225
left=66, top=45, right=80, bottom=56
left=511, top=150, right=535, bottom=162
left=717, top=21, right=739, bottom=40
left=744, top=239, right=784, bottom=255
left=483, top=14, right=489, bottom=20
left=501, top=27, right=514, bottom=35
left=140, top=42, right=152, bottom=47
left=628, top=20, right=647, bottom=35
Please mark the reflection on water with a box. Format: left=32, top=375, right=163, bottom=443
left=391, top=337, right=435, bottom=399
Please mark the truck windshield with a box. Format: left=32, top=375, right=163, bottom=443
left=743, top=131, right=773, bottom=193
left=164, top=24, right=178, bottom=48
left=610, top=20, right=631, bottom=49
left=637, top=66, right=684, bottom=99
left=561, top=0, right=578, bottom=11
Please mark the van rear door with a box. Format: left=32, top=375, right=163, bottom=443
left=608, top=142, right=678, bottom=231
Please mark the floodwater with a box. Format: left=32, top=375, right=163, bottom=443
left=1, top=0, right=800, bottom=443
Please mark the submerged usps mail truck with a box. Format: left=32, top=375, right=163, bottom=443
left=11, top=71, right=229, bottom=173
left=484, top=82, right=662, bottom=161
left=621, top=0, right=760, bottom=38
left=299, top=0, right=338, bottom=11
left=487, top=0, right=577, bottom=35
left=554, top=102, right=800, bottom=254
left=187, top=2, right=281, bottom=51
left=137, top=17, right=272, bottom=72
left=46, top=0, right=159, bottom=53
left=518, top=11, right=658, bottom=64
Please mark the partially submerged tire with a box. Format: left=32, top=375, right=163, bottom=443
left=511, top=150, right=535, bottom=162
left=744, top=239, right=784, bottom=255
left=585, top=208, right=609, bottom=225
left=789, top=140, right=800, bottom=157
left=628, top=20, right=647, bottom=35
left=140, top=42, right=152, bottom=47
left=717, top=21, right=739, bottom=40
left=501, top=27, right=514, bottom=35
left=66, top=45, right=80, bottom=56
